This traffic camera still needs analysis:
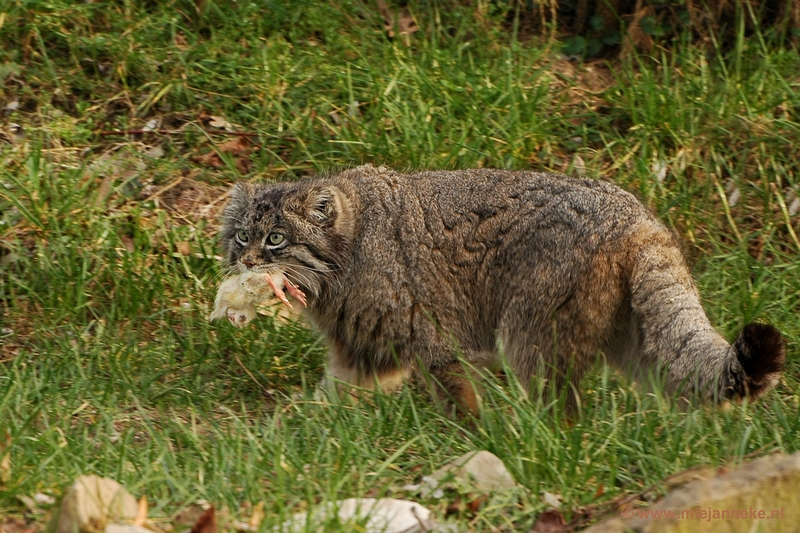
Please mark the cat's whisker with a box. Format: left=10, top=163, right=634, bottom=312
left=209, top=269, right=233, bottom=285
left=284, top=262, right=337, bottom=276
left=282, top=266, right=319, bottom=296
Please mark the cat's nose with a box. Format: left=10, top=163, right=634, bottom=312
left=241, top=258, right=256, bottom=268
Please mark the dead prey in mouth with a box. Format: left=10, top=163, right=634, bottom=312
left=210, top=271, right=307, bottom=327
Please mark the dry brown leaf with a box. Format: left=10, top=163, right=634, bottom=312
left=0, top=123, right=24, bottom=145
left=174, top=33, right=189, bottom=49
left=33, top=493, right=56, bottom=506
left=175, top=241, right=191, bottom=256
left=0, top=518, right=28, bottom=533
left=208, top=116, right=235, bottom=132
left=444, top=497, right=462, bottom=515
left=17, top=495, right=42, bottom=514
left=192, top=151, right=224, bottom=169
left=217, top=137, right=251, bottom=155
left=376, top=0, right=418, bottom=46
left=189, top=506, right=217, bottom=533
left=543, top=491, right=562, bottom=509
left=197, top=110, right=236, bottom=132
left=444, top=493, right=486, bottom=515
left=133, top=495, right=148, bottom=527
left=529, top=509, right=572, bottom=533
left=174, top=504, right=207, bottom=527
left=192, top=137, right=253, bottom=174
left=467, top=494, right=487, bottom=513
left=121, top=235, right=135, bottom=253
left=0, top=432, right=11, bottom=484
left=248, top=502, right=265, bottom=530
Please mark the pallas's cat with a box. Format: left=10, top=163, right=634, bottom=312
left=216, top=165, right=785, bottom=413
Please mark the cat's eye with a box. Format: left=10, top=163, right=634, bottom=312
left=235, top=229, right=249, bottom=245
left=267, top=232, right=285, bottom=246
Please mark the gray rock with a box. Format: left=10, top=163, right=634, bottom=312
left=52, top=475, right=139, bottom=533
left=426, top=450, right=518, bottom=494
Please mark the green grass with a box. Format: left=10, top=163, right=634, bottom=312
left=1, top=1, right=799, bottom=531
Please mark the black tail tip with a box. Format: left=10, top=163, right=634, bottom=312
left=733, top=323, right=786, bottom=399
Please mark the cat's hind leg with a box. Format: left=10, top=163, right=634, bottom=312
left=424, top=359, right=485, bottom=418
left=501, top=335, right=589, bottom=416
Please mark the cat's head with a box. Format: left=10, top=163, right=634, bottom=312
left=220, top=180, right=356, bottom=297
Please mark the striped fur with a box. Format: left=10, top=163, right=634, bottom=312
left=220, top=166, right=785, bottom=413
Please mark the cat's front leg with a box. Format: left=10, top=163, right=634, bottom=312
left=325, top=341, right=409, bottom=398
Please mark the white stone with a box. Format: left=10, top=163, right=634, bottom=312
left=426, top=450, right=518, bottom=494
left=280, top=497, right=437, bottom=533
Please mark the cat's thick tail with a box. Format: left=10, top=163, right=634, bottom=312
left=724, top=323, right=785, bottom=399
left=625, top=224, right=785, bottom=401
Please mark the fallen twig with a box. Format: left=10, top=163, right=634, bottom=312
left=98, top=129, right=262, bottom=138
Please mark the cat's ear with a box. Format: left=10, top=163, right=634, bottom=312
left=222, top=182, right=254, bottom=227
left=229, top=182, right=254, bottom=204
left=299, top=186, right=338, bottom=226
